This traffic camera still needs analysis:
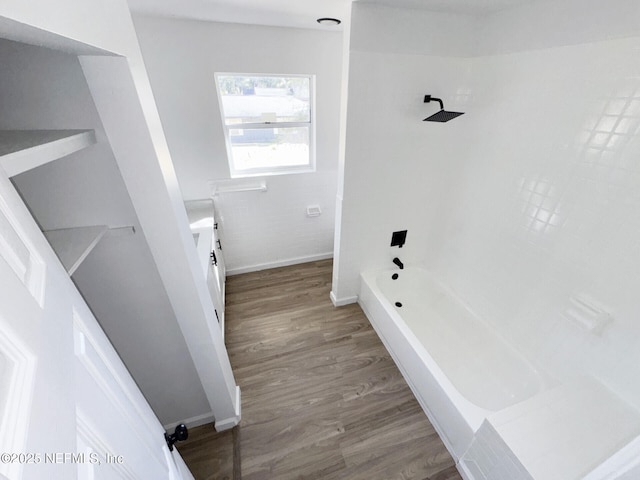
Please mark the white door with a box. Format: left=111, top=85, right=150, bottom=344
left=0, top=164, right=193, bottom=479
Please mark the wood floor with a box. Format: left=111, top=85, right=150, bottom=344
left=179, top=259, right=461, bottom=480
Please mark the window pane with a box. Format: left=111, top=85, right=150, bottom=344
left=229, top=126, right=309, bottom=171
left=218, top=75, right=310, bottom=124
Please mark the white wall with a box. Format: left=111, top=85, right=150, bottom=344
left=331, top=3, right=476, bottom=302
left=475, top=0, right=640, bottom=55
left=334, top=0, right=640, bottom=432
left=132, top=16, right=343, bottom=272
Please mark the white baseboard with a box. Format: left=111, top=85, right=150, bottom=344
left=330, top=290, right=358, bottom=307
left=163, top=387, right=241, bottom=432
left=163, top=411, right=215, bottom=431
left=214, top=386, right=241, bottom=431
left=456, top=460, right=476, bottom=480
left=214, top=416, right=240, bottom=431
left=226, top=252, right=333, bottom=276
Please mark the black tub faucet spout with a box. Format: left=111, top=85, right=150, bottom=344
left=392, top=257, right=404, bottom=270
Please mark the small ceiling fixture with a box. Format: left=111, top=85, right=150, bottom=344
left=317, top=17, right=341, bottom=25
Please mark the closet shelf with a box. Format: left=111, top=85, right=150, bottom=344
left=43, top=225, right=108, bottom=275
left=42, top=225, right=135, bottom=276
left=0, top=129, right=96, bottom=177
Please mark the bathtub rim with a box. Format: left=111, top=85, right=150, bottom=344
left=375, top=266, right=554, bottom=404
left=360, top=268, right=491, bottom=434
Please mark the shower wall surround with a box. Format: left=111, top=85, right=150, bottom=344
left=333, top=0, right=640, bottom=476
left=332, top=3, right=475, bottom=303
left=437, top=37, right=640, bottom=407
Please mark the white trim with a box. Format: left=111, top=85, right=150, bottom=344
left=226, top=252, right=333, bottom=276
left=0, top=183, right=46, bottom=306
left=0, top=320, right=37, bottom=480
left=214, top=416, right=240, bottom=431
left=214, top=386, right=241, bottom=431
left=456, top=461, right=475, bottom=480
left=162, top=411, right=215, bottom=431
left=227, top=121, right=309, bottom=130
left=77, top=411, right=137, bottom=480
left=210, top=179, right=267, bottom=195
left=329, top=290, right=358, bottom=307
left=214, top=72, right=316, bottom=179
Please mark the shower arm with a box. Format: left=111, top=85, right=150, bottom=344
left=424, top=95, right=444, bottom=110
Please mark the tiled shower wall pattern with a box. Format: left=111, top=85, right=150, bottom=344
left=429, top=37, right=640, bottom=410
left=214, top=171, right=336, bottom=273
left=460, top=422, right=532, bottom=480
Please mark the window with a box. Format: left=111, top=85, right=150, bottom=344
left=215, top=73, right=316, bottom=178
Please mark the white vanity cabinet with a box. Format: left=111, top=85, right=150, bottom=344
left=212, top=200, right=226, bottom=292
left=185, top=199, right=226, bottom=338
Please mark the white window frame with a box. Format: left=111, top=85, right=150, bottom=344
left=214, top=72, right=316, bottom=178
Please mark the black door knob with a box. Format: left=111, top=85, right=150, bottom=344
left=165, top=424, right=188, bottom=451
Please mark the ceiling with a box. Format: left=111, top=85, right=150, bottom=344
left=126, top=0, right=546, bottom=30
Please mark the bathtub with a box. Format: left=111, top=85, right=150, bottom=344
left=359, top=267, right=548, bottom=459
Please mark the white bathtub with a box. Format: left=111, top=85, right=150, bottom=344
left=359, top=267, right=548, bottom=459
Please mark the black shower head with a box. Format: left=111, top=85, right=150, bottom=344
left=423, top=110, right=465, bottom=122
left=423, top=94, right=464, bottom=122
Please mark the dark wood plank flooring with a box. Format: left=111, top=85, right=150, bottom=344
left=180, top=259, right=461, bottom=480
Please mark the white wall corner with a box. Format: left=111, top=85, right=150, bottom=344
left=226, top=252, right=333, bottom=276
left=79, top=54, right=239, bottom=431
left=163, top=411, right=216, bottom=432
left=214, top=386, right=241, bottom=431
left=329, top=290, right=358, bottom=307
